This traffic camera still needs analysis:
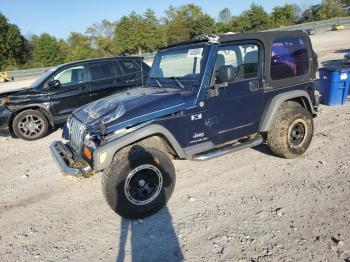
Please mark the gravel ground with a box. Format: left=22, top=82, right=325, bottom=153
left=0, top=29, right=350, bottom=262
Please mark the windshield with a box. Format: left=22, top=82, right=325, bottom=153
left=146, top=44, right=210, bottom=89
left=30, top=67, right=57, bottom=88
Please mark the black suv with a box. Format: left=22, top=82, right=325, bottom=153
left=51, top=31, right=319, bottom=219
left=0, top=57, right=150, bottom=140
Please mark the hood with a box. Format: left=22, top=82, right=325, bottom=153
left=73, top=87, right=192, bottom=134
left=0, top=87, right=42, bottom=102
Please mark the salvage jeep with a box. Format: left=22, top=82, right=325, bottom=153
left=51, top=31, right=318, bottom=219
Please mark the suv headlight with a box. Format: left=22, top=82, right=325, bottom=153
left=0, top=96, right=8, bottom=106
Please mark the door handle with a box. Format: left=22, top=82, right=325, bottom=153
left=126, top=79, right=136, bottom=84
left=249, top=81, right=260, bottom=92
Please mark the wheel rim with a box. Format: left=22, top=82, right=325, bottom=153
left=124, top=164, right=163, bottom=206
left=18, top=114, right=45, bottom=139
left=288, top=119, right=307, bottom=148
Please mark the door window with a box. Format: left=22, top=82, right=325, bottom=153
left=89, top=61, right=116, bottom=81
left=270, top=36, right=309, bottom=80
left=119, top=60, right=141, bottom=76
left=215, top=44, right=260, bottom=83
left=53, top=66, right=85, bottom=86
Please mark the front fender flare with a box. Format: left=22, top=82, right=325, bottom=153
left=93, top=124, right=186, bottom=172
left=259, top=90, right=315, bottom=132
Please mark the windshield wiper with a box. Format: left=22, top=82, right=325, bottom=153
left=149, top=77, right=162, bottom=88
left=170, top=77, right=185, bottom=89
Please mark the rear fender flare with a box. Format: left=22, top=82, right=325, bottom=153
left=260, top=90, right=315, bottom=132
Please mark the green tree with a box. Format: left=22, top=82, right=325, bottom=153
left=291, top=4, right=303, bottom=21
left=116, top=10, right=166, bottom=54
left=244, top=4, right=273, bottom=31
left=218, top=8, right=232, bottom=24
left=86, top=19, right=118, bottom=56
left=0, top=12, right=29, bottom=70
left=32, top=33, right=64, bottom=67
left=272, top=4, right=296, bottom=26
left=66, top=32, right=96, bottom=62
left=164, top=4, right=213, bottom=43
left=191, top=14, right=215, bottom=37
left=231, top=14, right=252, bottom=32
left=214, top=22, right=235, bottom=34
left=314, top=0, right=347, bottom=20
left=142, top=9, right=167, bottom=52
left=230, top=4, right=272, bottom=33
left=302, top=8, right=315, bottom=22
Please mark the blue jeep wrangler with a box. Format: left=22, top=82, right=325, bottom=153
left=51, top=31, right=318, bottom=219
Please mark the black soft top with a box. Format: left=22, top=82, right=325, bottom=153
left=163, top=30, right=316, bottom=88
left=164, top=31, right=309, bottom=49
left=219, top=30, right=308, bottom=43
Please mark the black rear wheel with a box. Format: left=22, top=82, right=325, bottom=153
left=267, top=102, right=314, bottom=159
left=13, top=110, right=49, bottom=141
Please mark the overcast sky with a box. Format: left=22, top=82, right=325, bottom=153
left=1, top=0, right=321, bottom=39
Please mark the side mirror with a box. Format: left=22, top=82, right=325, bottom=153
left=48, top=79, right=61, bottom=89
left=217, top=65, right=235, bottom=84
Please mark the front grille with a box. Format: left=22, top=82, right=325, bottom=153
left=68, top=117, right=86, bottom=153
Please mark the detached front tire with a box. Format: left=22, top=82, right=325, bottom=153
left=102, top=145, right=176, bottom=219
left=267, top=102, right=314, bottom=159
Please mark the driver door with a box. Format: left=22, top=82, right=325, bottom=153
left=48, top=64, right=91, bottom=123
left=207, top=42, right=264, bottom=144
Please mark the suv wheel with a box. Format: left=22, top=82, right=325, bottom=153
left=13, top=110, right=49, bottom=141
left=267, top=102, right=314, bottom=159
left=102, top=145, right=176, bottom=219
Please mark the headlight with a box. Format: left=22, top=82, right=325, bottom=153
left=83, top=133, right=92, bottom=145
left=0, top=97, right=8, bottom=106
left=83, top=133, right=102, bottom=147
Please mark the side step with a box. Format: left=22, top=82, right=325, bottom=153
left=191, top=135, right=263, bottom=161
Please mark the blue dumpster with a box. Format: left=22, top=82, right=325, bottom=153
left=319, top=68, right=350, bottom=106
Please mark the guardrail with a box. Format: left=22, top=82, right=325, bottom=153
left=9, top=67, right=50, bottom=80
left=266, top=16, right=350, bottom=32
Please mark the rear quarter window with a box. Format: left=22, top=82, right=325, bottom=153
left=270, top=36, right=309, bottom=80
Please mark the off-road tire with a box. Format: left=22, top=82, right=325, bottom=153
left=102, top=145, right=176, bottom=219
left=267, top=102, right=314, bottom=159
left=13, top=110, right=49, bottom=141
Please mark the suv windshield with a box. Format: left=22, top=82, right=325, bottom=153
left=146, top=44, right=210, bottom=89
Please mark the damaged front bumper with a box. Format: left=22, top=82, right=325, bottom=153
left=50, top=141, right=92, bottom=177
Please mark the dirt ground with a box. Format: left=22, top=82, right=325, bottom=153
left=0, top=29, right=350, bottom=262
